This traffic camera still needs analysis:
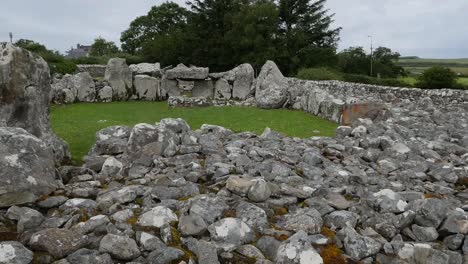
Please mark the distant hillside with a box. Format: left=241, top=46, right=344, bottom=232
left=397, top=57, right=468, bottom=76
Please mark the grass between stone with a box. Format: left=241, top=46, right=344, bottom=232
left=51, top=101, right=338, bottom=163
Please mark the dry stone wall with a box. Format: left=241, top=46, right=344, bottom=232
left=64, top=58, right=468, bottom=125
left=76, top=64, right=106, bottom=78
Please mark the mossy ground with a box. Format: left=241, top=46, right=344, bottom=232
left=51, top=101, right=338, bottom=163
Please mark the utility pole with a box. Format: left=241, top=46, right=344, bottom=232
left=9, top=32, right=13, bottom=43
left=368, top=35, right=373, bottom=77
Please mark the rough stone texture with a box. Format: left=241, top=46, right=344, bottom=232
left=98, top=234, right=140, bottom=260
left=104, top=58, right=132, bottom=101
left=52, top=72, right=95, bottom=103
left=134, top=75, right=159, bottom=101
left=97, top=85, right=113, bottom=102
left=255, top=60, right=288, bottom=109
left=276, top=231, right=323, bottom=264
left=129, top=62, right=161, bottom=76
left=192, top=79, right=214, bottom=98
left=214, top=78, right=232, bottom=99
left=0, top=43, right=70, bottom=164
left=211, top=63, right=254, bottom=100
left=232, top=63, right=255, bottom=100
left=29, top=228, right=87, bottom=258
left=76, top=64, right=106, bottom=78
left=165, top=64, right=209, bottom=80
left=0, top=241, right=33, bottom=264
left=0, top=127, right=57, bottom=207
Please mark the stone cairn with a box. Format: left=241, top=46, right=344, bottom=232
left=2, top=43, right=468, bottom=264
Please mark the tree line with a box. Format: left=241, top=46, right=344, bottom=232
left=14, top=0, right=417, bottom=82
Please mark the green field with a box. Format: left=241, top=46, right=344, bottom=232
left=399, top=76, right=468, bottom=87
left=51, top=102, right=338, bottom=162
left=398, top=57, right=468, bottom=76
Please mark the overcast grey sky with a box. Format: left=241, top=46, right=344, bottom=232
left=1, top=0, right=467, bottom=58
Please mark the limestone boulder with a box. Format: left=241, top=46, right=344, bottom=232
left=232, top=63, right=254, bottom=100
left=134, top=75, right=159, bottom=101
left=97, top=86, right=113, bottom=102
left=0, top=127, right=58, bottom=207
left=165, top=64, right=209, bottom=80
left=192, top=80, right=214, bottom=98
left=211, top=63, right=254, bottom=100
left=104, top=58, right=132, bottom=101
left=129, top=62, right=161, bottom=76
left=255, top=61, right=288, bottom=108
left=214, top=78, right=232, bottom=99
left=52, top=72, right=95, bottom=103
left=0, top=43, right=70, bottom=164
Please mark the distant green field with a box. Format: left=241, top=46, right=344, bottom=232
left=398, top=58, right=468, bottom=64
left=398, top=57, right=468, bottom=76
left=399, top=76, right=468, bottom=87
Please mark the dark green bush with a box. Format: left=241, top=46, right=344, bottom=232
left=416, top=66, right=458, bottom=89
left=296, top=67, right=343, bottom=81
left=342, top=73, right=410, bottom=87
left=50, top=60, right=77, bottom=75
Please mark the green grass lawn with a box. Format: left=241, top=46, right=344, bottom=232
left=51, top=102, right=338, bottom=163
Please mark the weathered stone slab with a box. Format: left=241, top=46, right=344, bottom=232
left=104, top=58, right=132, bottom=101
left=134, top=75, right=159, bottom=101
left=193, top=80, right=214, bottom=98
left=165, top=64, right=209, bottom=80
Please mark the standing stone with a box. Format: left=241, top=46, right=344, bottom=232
left=74, top=72, right=96, bottom=102
left=214, top=78, right=232, bottom=99
left=255, top=61, right=288, bottom=109
left=134, top=75, right=158, bottom=101
left=161, top=76, right=180, bottom=97
left=104, top=58, right=132, bottom=101
left=192, top=80, right=214, bottom=98
left=0, top=43, right=70, bottom=164
left=232, top=63, right=254, bottom=100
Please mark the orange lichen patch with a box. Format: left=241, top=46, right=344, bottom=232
left=321, top=226, right=336, bottom=240
left=274, top=207, right=288, bottom=216
left=177, top=196, right=193, bottom=201
left=424, top=193, right=443, bottom=199
left=223, top=209, right=237, bottom=218
left=275, top=234, right=290, bottom=241
left=318, top=244, right=347, bottom=264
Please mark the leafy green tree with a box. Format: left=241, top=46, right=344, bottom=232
left=90, top=37, right=119, bottom=57
left=187, top=0, right=244, bottom=70
left=277, top=0, right=341, bottom=74
left=372, top=47, right=404, bottom=78
left=120, top=2, right=189, bottom=54
left=225, top=0, right=279, bottom=71
left=338, top=46, right=403, bottom=78
left=417, top=66, right=457, bottom=89
left=338, top=47, right=369, bottom=75
left=15, top=39, right=77, bottom=74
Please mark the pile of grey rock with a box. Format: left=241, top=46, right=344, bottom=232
left=3, top=43, right=468, bottom=264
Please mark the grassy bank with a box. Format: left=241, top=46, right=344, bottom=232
left=51, top=102, right=338, bottom=163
